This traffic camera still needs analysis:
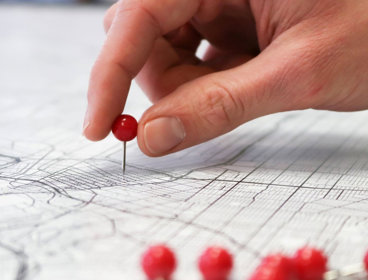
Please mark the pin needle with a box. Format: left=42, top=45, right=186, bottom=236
left=324, top=263, right=365, bottom=280
left=122, top=141, right=126, bottom=172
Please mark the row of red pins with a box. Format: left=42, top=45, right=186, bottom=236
left=141, top=244, right=368, bottom=280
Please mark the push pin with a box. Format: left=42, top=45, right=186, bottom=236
left=141, top=244, right=177, bottom=280
left=112, top=114, right=138, bottom=173
left=293, top=247, right=328, bottom=280
left=198, top=246, right=233, bottom=280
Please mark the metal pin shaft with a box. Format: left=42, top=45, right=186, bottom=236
left=123, top=141, right=126, bottom=173
left=324, top=263, right=365, bottom=280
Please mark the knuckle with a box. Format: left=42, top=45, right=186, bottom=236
left=116, top=0, right=161, bottom=35
left=195, top=81, right=241, bottom=130
left=137, top=2, right=162, bottom=35
left=195, top=0, right=223, bottom=23
left=103, top=4, right=116, bottom=32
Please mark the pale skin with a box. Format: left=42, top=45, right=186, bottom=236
left=84, top=0, right=368, bottom=156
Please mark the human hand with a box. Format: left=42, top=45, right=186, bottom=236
left=83, top=0, right=368, bottom=156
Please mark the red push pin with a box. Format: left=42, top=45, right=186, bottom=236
left=292, top=247, right=327, bottom=280
left=141, top=244, right=177, bottom=280
left=198, top=246, right=233, bottom=280
left=111, top=114, right=138, bottom=173
left=249, top=254, right=293, bottom=280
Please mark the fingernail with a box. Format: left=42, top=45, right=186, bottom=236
left=144, top=117, right=186, bottom=155
left=82, top=109, right=90, bottom=136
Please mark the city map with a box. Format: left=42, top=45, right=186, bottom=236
left=1, top=5, right=368, bottom=280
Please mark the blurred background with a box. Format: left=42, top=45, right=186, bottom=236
left=0, top=0, right=123, bottom=141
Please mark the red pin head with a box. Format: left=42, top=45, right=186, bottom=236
left=112, top=114, right=138, bottom=142
left=141, top=244, right=176, bottom=280
left=364, top=250, right=368, bottom=273
left=249, top=254, right=293, bottom=280
left=198, top=246, right=233, bottom=280
left=292, top=247, right=328, bottom=280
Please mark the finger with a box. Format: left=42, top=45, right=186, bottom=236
left=136, top=37, right=214, bottom=102
left=164, top=23, right=202, bottom=52
left=136, top=41, right=319, bottom=156
left=202, top=45, right=255, bottom=70
left=137, top=23, right=254, bottom=102
left=136, top=39, right=254, bottom=102
left=84, top=0, right=205, bottom=141
left=136, top=23, right=212, bottom=102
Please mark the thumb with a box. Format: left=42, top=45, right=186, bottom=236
left=137, top=43, right=315, bottom=156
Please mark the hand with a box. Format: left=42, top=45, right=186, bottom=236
left=83, top=0, right=368, bottom=156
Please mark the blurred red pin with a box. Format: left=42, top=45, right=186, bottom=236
left=141, top=244, right=177, bottom=280
left=198, top=246, right=233, bottom=280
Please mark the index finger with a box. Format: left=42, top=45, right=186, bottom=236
left=83, top=0, right=202, bottom=141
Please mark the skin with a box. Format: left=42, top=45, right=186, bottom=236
left=84, top=0, right=368, bottom=156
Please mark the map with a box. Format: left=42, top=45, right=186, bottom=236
left=1, top=5, right=368, bottom=280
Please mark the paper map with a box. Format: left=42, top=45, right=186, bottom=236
left=1, top=5, right=368, bottom=280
